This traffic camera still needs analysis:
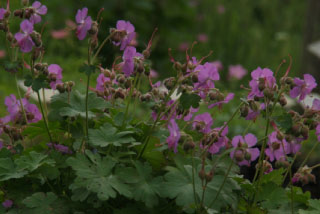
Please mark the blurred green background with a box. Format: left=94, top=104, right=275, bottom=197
left=0, top=0, right=308, bottom=107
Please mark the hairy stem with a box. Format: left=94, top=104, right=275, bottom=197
left=37, top=91, right=53, bottom=142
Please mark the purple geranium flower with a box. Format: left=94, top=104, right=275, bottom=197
left=122, top=46, right=143, bottom=77
left=265, top=131, right=289, bottom=162
left=48, top=64, right=63, bottom=89
left=14, top=20, right=35, bottom=53
left=0, top=8, right=6, bottom=20
left=208, top=125, right=228, bottom=154
left=192, top=112, right=213, bottom=134
left=4, top=94, right=42, bottom=124
left=230, top=133, right=260, bottom=166
left=114, top=20, right=135, bottom=50
left=311, top=99, right=320, bottom=111
left=194, top=62, right=220, bottom=90
left=248, top=67, right=276, bottom=99
left=211, top=61, right=223, bottom=72
left=29, top=1, right=47, bottom=24
left=208, top=93, right=234, bottom=109
left=167, top=119, right=180, bottom=153
left=75, top=8, right=92, bottom=40
left=290, top=74, right=317, bottom=101
left=47, top=143, right=72, bottom=154
left=96, top=73, right=110, bottom=92
left=2, top=199, right=13, bottom=209
left=228, top=64, right=247, bottom=80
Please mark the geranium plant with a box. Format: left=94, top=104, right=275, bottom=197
left=0, top=1, right=320, bottom=213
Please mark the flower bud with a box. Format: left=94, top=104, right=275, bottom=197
left=116, top=74, right=126, bottom=84
left=300, top=126, right=309, bottom=139
left=291, top=123, right=301, bottom=137
left=279, top=95, right=287, bottom=106
left=88, top=21, right=99, bottom=35
left=124, top=79, right=131, bottom=89
left=258, top=78, right=265, bottom=91
left=271, top=142, right=280, bottom=150
left=234, top=150, right=244, bottom=162
left=173, top=61, right=182, bottom=71
left=240, top=105, right=249, bottom=117
left=263, top=88, right=273, bottom=99
left=14, top=9, right=24, bottom=18
left=6, top=33, right=14, bottom=43
left=140, top=93, right=152, bottom=102
left=164, top=77, right=175, bottom=90
left=205, top=170, right=214, bottom=182
left=244, top=152, right=251, bottom=161
left=142, top=49, right=150, bottom=59
left=249, top=100, right=259, bottom=112
left=183, top=141, right=195, bottom=152
left=114, top=88, right=125, bottom=99
left=30, top=32, right=42, bottom=47
left=110, top=28, right=127, bottom=43
left=22, top=0, right=29, bottom=6
left=56, top=83, right=65, bottom=93
left=191, top=73, right=198, bottom=83
left=198, top=169, right=206, bottom=180
left=136, top=61, right=145, bottom=73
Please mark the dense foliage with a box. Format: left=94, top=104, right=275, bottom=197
left=0, top=1, right=319, bottom=213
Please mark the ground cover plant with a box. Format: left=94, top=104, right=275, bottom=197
left=0, top=1, right=320, bottom=213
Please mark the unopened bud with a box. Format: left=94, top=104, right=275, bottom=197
left=173, top=61, right=182, bottom=71
left=240, top=105, right=249, bottom=117
left=234, top=150, right=244, bottom=162
left=244, top=152, right=251, bottom=161
left=205, top=170, right=214, bottom=182
left=140, top=93, right=152, bottom=102
left=6, top=32, right=14, bottom=42
left=88, top=21, right=98, bottom=35
left=4, top=10, right=11, bottom=18
left=117, top=75, right=126, bottom=84
left=124, top=79, right=131, bottom=89
left=164, top=77, right=175, bottom=90
left=300, top=126, right=309, bottom=139
left=14, top=10, right=24, bottom=18
left=258, top=78, right=265, bottom=91
left=183, top=141, right=195, bottom=152
left=142, top=49, right=150, bottom=59
left=198, top=169, right=206, bottom=180
left=22, top=0, right=29, bottom=6
left=56, top=83, right=65, bottom=93
left=30, top=32, right=42, bottom=47
left=263, top=88, right=273, bottom=99
left=191, top=73, right=198, bottom=83
left=114, top=89, right=125, bottom=99
left=279, top=95, right=287, bottom=106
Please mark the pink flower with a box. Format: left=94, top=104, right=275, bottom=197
left=47, top=143, right=72, bottom=154
left=316, top=124, right=320, bottom=142
left=192, top=112, right=213, bottom=134
left=29, top=1, right=47, bottom=24
left=265, top=132, right=289, bottom=162
left=178, top=42, right=189, bottom=52
left=217, top=4, right=226, bottom=14
left=290, top=74, right=317, bottom=101
left=207, top=125, right=228, bottom=154
left=208, top=93, right=234, bottom=109
left=210, top=61, right=223, bottom=72
left=228, top=64, right=247, bottom=80
left=122, top=46, right=143, bottom=77
left=75, top=8, right=92, bottom=40
left=14, top=20, right=35, bottom=53
left=0, top=50, right=5, bottom=58
left=197, top=33, right=208, bottom=43
left=48, top=64, right=63, bottom=89
left=167, top=119, right=180, bottom=153
left=248, top=67, right=276, bottom=99
left=2, top=199, right=13, bottom=209
left=230, top=133, right=260, bottom=166
left=0, top=8, right=6, bottom=20
left=51, top=29, right=70, bottom=39
left=114, top=20, right=135, bottom=50
left=194, top=62, right=220, bottom=93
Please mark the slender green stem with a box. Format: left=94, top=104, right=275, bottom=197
left=81, top=73, right=91, bottom=152
left=122, top=74, right=140, bottom=128
left=92, top=32, right=115, bottom=63
left=37, top=91, right=53, bottom=142
left=207, top=158, right=234, bottom=209
left=14, top=74, right=28, bottom=124
left=191, top=151, right=199, bottom=209
left=42, top=89, right=49, bottom=118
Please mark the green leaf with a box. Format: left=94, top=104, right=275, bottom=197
left=89, top=123, right=135, bottom=147
left=15, top=151, right=55, bottom=172
left=161, top=156, right=238, bottom=213
left=59, top=90, right=110, bottom=118
left=179, top=93, right=201, bottom=109
left=4, top=61, right=21, bottom=73
left=272, top=113, right=293, bottom=131
left=0, top=158, right=28, bottom=181
left=130, top=161, right=163, bottom=207
left=257, top=182, right=288, bottom=209
left=66, top=151, right=132, bottom=201
left=299, top=199, right=320, bottom=214
left=260, top=168, right=285, bottom=185
left=22, top=192, right=68, bottom=214
left=79, top=64, right=96, bottom=76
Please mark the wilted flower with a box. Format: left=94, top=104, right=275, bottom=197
left=167, top=119, right=180, bottom=153
left=228, top=64, right=247, bottom=80
left=230, top=133, right=260, bottom=166
left=14, top=20, right=35, bottom=53
left=75, top=8, right=92, bottom=40
left=48, top=64, right=63, bottom=89
left=29, top=1, right=47, bottom=24
left=290, top=74, right=317, bottom=101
